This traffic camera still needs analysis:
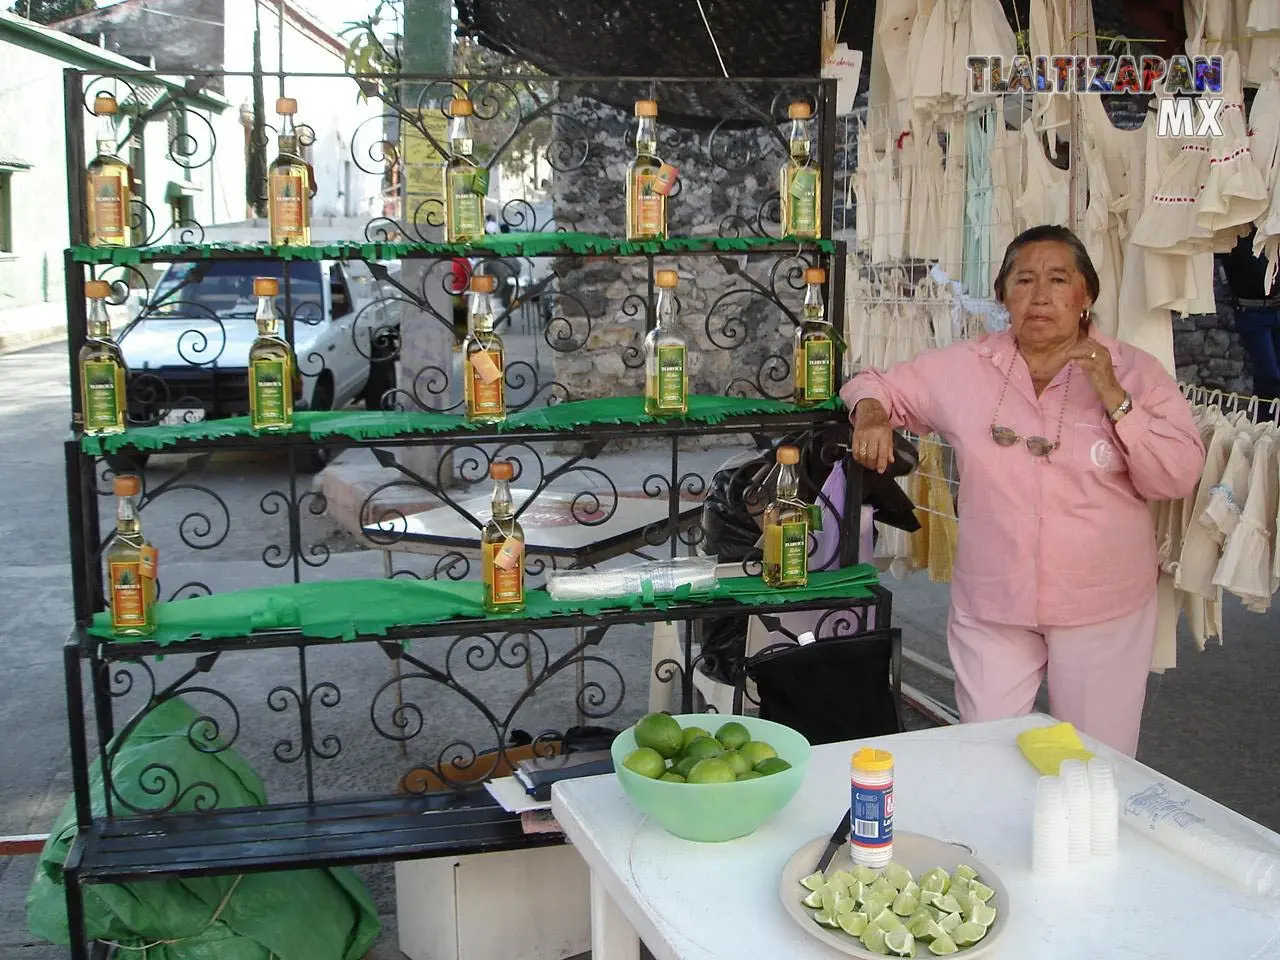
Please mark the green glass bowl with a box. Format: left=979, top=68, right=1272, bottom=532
left=611, top=713, right=811, bottom=842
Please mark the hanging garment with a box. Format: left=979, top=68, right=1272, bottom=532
left=1246, top=0, right=1280, bottom=87
left=987, top=123, right=1020, bottom=297
left=1015, top=124, right=1069, bottom=228
left=854, top=120, right=876, bottom=258
left=967, top=0, right=1019, bottom=102
left=938, top=115, right=968, bottom=282
left=845, top=270, right=874, bottom=371
left=1197, top=52, right=1268, bottom=243
left=1215, top=429, right=1279, bottom=611
left=1028, top=0, right=1095, bottom=158
left=906, top=120, right=946, bottom=261
left=1252, top=63, right=1280, bottom=294
left=868, top=0, right=919, bottom=144
left=963, top=104, right=996, bottom=298
left=919, top=434, right=958, bottom=582
left=867, top=130, right=906, bottom=264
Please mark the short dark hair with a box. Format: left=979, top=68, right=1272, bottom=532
left=993, top=224, right=1101, bottom=304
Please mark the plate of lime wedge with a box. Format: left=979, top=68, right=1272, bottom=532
left=779, top=832, right=1009, bottom=957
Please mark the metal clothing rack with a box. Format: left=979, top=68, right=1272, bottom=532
left=1179, top=382, right=1280, bottom=421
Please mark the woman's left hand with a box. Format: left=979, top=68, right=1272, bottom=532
left=1067, top=338, right=1128, bottom=413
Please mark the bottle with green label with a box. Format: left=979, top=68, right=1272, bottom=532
left=762, top=445, right=809, bottom=588
left=79, top=279, right=128, bottom=436
left=444, top=98, right=487, bottom=243
left=248, top=276, right=296, bottom=432
left=779, top=101, right=820, bottom=239
left=644, top=269, right=688, bottom=416
left=794, top=266, right=835, bottom=406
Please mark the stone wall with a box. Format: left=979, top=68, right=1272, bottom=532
left=1173, top=264, right=1254, bottom=395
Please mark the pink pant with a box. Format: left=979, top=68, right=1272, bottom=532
left=946, top=591, right=1158, bottom=757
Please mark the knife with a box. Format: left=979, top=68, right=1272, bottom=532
left=815, top=807, right=852, bottom=873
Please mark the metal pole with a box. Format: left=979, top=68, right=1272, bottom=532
left=1067, top=0, right=1087, bottom=233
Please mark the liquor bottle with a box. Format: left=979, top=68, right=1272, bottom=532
left=248, top=277, right=296, bottom=431
left=268, top=97, right=312, bottom=246
left=762, top=445, right=809, bottom=588
left=794, top=266, right=834, bottom=406
left=86, top=92, right=132, bottom=247
left=644, top=269, right=688, bottom=416
left=444, top=98, right=486, bottom=243
left=482, top=460, right=525, bottom=613
left=626, top=99, right=667, bottom=241
left=105, top=474, right=157, bottom=636
left=462, top=273, right=506, bottom=423
left=79, top=279, right=127, bottom=435
left=779, top=101, right=821, bottom=239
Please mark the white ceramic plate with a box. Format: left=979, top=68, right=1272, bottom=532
left=778, top=831, right=1011, bottom=958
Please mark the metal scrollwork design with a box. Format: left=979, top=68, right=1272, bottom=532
left=267, top=681, right=342, bottom=763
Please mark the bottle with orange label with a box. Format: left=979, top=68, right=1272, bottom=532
left=462, top=273, right=506, bottom=423
left=86, top=92, right=132, bottom=247
left=625, top=99, right=674, bottom=241
left=105, top=475, right=157, bottom=636
left=482, top=460, right=525, bottom=613
left=268, top=97, right=312, bottom=246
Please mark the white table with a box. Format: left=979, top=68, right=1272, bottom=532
left=552, top=715, right=1280, bottom=959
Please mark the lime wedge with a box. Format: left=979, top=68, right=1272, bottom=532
left=872, top=907, right=905, bottom=932
left=838, top=912, right=869, bottom=937
left=901, top=879, right=920, bottom=899
left=862, top=896, right=891, bottom=921
left=835, top=894, right=858, bottom=916
left=885, top=927, right=915, bottom=957
left=883, top=862, right=914, bottom=891
left=800, top=871, right=827, bottom=892
left=825, top=872, right=850, bottom=898
left=968, top=880, right=995, bottom=903
left=928, top=933, right=959, bottom=955
left=953, top=864, right=979, bottom=882
left=801, top=889, right=824, bottom=909
left=921, top=868, right=950, bottom=895
left=918, top=890, right=941, bottom=908
left=953, top=921, right=987, bottom=946
left=832, top=868, right=858, bottom=888
left=861, top=926, right=890, bottom=955
left=844, top=879, right=866, bottom=905
left=949, top=877, right=970, bottom=901
left=853, top=864, right=883, bottom=885
left=909, top=916, right=946, bottom=941
left=813, top=909, right=839, bottom=928
left=969, top=900, right=997, bottom=928
left=934, top=894, right=963, bottom=916
left=938, top=911, right=963, bottom=934
left=870, top=877, right=900, bottom=901
left=892, top=892, right=919, bottom=916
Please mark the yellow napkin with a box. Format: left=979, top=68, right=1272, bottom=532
left=1016, top=722, right=1094, bottom=776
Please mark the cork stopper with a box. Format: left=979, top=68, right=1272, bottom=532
left=275, top=97, right=297, bottom=116
left=788, top=101, right=813, bottom=120
left=634, top=99, right=658, bottom=118
left=450, top=98, right=474, bottom=117
left=490, top=460, right=514, bottom=481
left=253, top=277, right=279, bottom=297
left=804, top=267, right=826, bottom=284
left=93, top=92, right=119, bottom=116
left=470, top=274, right=496, bottom=294
left=777, top=445, right=800, bottom=465
left=84, top=280, right=112, bottom=299
left=113, top=475, right=141, bottom=496
left=655, top=270, right=679, bottom=289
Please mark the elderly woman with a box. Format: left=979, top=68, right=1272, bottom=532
left=844, top=225, right=1206, bottom=756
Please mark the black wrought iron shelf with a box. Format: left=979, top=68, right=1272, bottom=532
left=79, top=397, right=849, bottom=458
left=68, top=233, right=839, bottom=267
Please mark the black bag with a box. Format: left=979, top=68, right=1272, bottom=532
left=745, top=629, right=902, bottom=746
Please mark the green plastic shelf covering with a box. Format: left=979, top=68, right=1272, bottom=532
left=69, top=232, right=837, bottom=265
left=80, top=395, right=846, bottom=455
left=88, top=565, right=880, bottom=647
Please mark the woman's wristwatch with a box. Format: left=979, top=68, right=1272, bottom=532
left=1109, top=393, right=1133, bottom=422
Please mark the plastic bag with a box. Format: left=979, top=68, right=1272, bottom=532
left=546, top=556, right=720, bottom=600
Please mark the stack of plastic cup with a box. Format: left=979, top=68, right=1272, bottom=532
left=1060, top=759, right=1093, bottom=863
left=1087, top=758, right=1120, bottom=859
left=1032, top=775, right=1070, bottom=876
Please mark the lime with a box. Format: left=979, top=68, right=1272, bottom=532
left=852, top=864, right=881, bottom=885
left=824, top=873, right=849, bottom=897
left=736, top=770, right=764, bottom=781
left=838, top=911, right=868, bottom=937
left=687, top=758, right=735, bottom=784
left=800, top=871, right=827, bottom=892
left=673, top=756, right=699, bottom=778
left=843, top=879, right=866, bottom=905
left=813, top=909, right=839, bottom=928
left=952, top=921, right=987, bottom=946
left=913, top=919, right=946, bottom=942
left=740, top=740, right=777, bottom=767
left=754, top=757, right=792, bottom=776
left=882, top=862, right=913, bottom=891
left=831, top=869, right=857, bottom=888
left=683, top=736, right=724, bottom=762
left=658, top=772, right=685, bottom=783
left=918, top=890, right=941, bottom=908
left=934, top=894, right=963, bottom=916
left=884, top=927, right=915, bottom=957
left=969, top=900, right=997, bottom=928
left=721, top=750, right=752, bottom=777
left=901, top=879, right=920, bottom=899
left=801, top=889, right=824, bottom=909
left=921, top=868, right=950, bottom=895
left=928, top=933, right=959, bottom=955
left=891, top=892, right=919, bottom=916
left=715, top=721, right=751, bottom=750
left=622, top=747, right=666, bottom=779
left=861, top=926, right=890, bottom=955
left=869, top=877, right=898, bottom=902
left=968, top=880, right=994, bottom=903
left=633, top=713, right=684, bottom=759
left=949, top=876, right=970, bottom=902
left=871, top=907, right=904, bottom=932
left=680, top=726, right=711, bottom=749
left=861, top=896, right=891, bottom=921
left=953, top=864, right=978, bottom=882
left=821, top=888, right=838, bottom=915
left=938, top=911, right=962, bottom=934
left=834, top=894, right=858, bottom=916
left=907, top=913, right=934, bottom=937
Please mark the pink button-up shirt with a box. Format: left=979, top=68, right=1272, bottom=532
left=842, top=329, right=1206, bottom=627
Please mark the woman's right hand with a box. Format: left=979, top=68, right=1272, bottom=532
left=852, top=399, right=895, bottom=474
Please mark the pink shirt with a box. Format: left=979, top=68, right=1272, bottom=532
left=842, top=329, right=1206, bottom=627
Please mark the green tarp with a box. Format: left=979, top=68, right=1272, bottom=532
left=26, top=698, right=381, bottom=959
left=88, top=566, right=881, bottom=647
